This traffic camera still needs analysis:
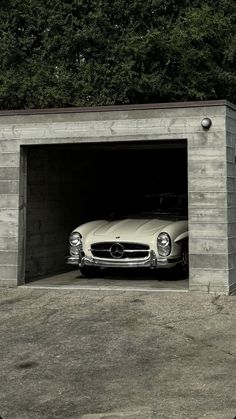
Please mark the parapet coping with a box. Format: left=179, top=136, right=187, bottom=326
left=0, top=99, right=234, bottom=117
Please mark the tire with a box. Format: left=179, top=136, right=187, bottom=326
left=180, top=239, right=189, bottom=277
left=79, top=266, right=101, bottom=278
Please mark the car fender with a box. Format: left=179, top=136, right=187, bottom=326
left=174, top=231, right=188, bottom=243
left=73, top=220, right=107, bottom=237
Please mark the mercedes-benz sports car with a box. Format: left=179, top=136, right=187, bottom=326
left=66, top=193, right=188, bottom=277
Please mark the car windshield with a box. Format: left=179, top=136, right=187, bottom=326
left=109, top=193, right=188, bottom=220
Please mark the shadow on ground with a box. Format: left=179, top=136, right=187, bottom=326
left=25, top=267, right=189, bottom=290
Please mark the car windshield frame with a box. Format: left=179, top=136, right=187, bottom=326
left=108, top=193, right=188, bottom=220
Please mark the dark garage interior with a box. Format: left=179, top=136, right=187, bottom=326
left=23, top=140, right=187, bottom=283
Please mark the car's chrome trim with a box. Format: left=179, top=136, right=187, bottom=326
left=66, top=256, right=81, bottom=265
left=66, top=253, right=182, bottom=268
left=91, top=248, right=149, bottom=253
left=83, top=252, right=157, bottom=268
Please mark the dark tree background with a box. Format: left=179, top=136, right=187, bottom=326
left=0, top=0, right=236, bottom=109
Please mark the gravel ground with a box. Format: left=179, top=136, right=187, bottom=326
left=0, top=287, right=236, bottom=419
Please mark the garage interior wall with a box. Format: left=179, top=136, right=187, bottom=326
left=25, top=142, right=187, bottom=281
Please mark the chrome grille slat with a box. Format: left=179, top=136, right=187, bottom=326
left=91, top=242, right=149, bottom=250
left=91, top=249, right=148, bottom=253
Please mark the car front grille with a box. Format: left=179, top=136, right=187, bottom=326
left=90, top=242, right=150, bottom=259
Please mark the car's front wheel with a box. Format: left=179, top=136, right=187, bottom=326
left=180, top=240, right=189, bottom=276
left=79, top=266, right=101, bottom=278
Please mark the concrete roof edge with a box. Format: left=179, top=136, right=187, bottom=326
left=0, top=99, right=233, bottom=116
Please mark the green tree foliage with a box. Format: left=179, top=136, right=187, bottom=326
left=0, top=0, right=236, bottom=109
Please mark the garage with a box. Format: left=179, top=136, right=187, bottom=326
left=24, top=140, right=188, bottom=286
left=0, top=100, right=235, bottom=294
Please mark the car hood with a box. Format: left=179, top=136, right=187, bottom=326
left=89, top=218, right=173, bottom=239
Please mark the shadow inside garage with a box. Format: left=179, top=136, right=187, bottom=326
left=23, top=139, right=188, bottom=290
left=24, top=268, right=189, bottom=291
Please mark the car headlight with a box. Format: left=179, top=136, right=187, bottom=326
left=69, top=231, right=82, bottom=246
left=157, top=232, right=171, bottom=256
left=70, top=246, right=80, bottom=256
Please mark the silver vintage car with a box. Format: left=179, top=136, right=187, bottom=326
left=67, top=193, right=188, bottom=277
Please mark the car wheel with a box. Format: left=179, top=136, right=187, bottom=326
left=180, top=240, right=189, bottom=276
left=79, top=266, right=101, bottom=278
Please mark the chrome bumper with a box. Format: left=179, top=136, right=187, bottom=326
left=67, top=256, right=81, bottom=266
left=67, top=251, right=181, bottom=268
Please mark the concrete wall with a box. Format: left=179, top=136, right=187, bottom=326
left=226, top=107, right=236, bottom=294
left=25, top=148, right=72, bottom=280
left=0, top=100, right=234, bottom=293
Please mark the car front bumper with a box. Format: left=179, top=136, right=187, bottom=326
left=67, top=251, right=181, bottom=269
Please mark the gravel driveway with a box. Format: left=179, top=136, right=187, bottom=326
left=0, top=287, right=236, bottom=419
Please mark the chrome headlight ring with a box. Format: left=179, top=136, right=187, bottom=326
left=70, top=246, right=80, bottom=256
left=69, top=231, right=82, bottom=247
left=157, top=232, right=171, bottom=257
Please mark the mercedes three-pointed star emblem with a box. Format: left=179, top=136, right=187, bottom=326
left=110, top=243, right=124, bottom=259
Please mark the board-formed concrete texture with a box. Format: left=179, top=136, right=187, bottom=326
left=0, top=100, right=235, bottom=294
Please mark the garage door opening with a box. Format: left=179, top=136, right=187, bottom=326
left=22, top=140, right=188, bottom=286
